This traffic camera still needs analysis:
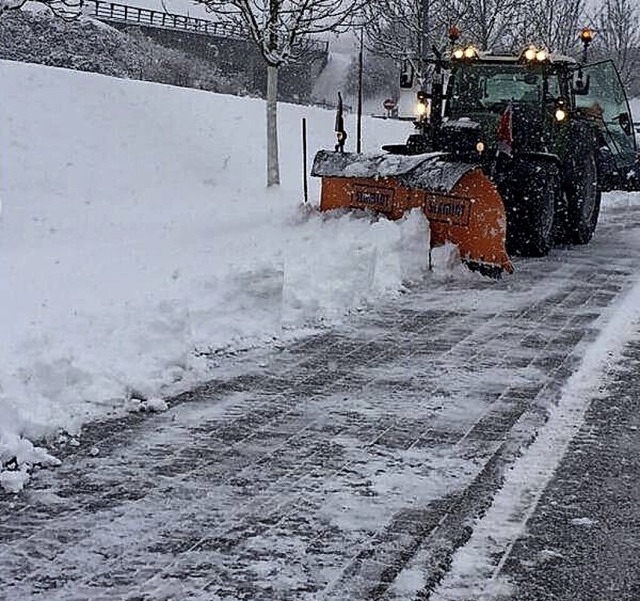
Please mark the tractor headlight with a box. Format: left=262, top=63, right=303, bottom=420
left=522, top=45, right=549, bottom=62
left=452, top=46, right=478, bottom=60
left=555, top=108, right=568, bottom=122
left=475, top=141, right=485, bottom=153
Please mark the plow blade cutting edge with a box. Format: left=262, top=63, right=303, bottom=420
left=311, top=150, right=514, bottom=277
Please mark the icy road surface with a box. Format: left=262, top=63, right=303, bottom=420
left=1, top=201, right=640, bottom=600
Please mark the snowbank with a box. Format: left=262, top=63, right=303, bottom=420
left=0, top=59, right=433, bottom=491
left=4, top=58, right=633, bottom=494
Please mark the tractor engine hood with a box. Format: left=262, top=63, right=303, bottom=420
left=439, top=118, right=482, bottom=150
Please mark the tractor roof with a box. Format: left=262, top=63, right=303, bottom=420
left=449, top=46, right=578, bottom=68
left=477, top=52, right=577, bottom=65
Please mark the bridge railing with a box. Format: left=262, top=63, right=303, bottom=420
left=83, top=0, right=328, bottom=53
left=83, top=0, right=329, bottom=54
left=84, top=1, right=246, bottom=39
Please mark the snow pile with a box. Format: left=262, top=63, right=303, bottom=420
left=0, top=59, right=433, bottom=491
left=0, top=432, right=61, bottom=493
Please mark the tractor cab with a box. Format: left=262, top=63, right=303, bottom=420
left=423, top=48, right=578, bottom=161
left=413, top=45, right=637, bottom=190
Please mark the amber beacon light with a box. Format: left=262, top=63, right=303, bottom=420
left=580, top=27, right=595, bottom=46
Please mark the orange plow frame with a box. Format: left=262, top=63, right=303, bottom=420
left=319, top=168, right=514, bottom=276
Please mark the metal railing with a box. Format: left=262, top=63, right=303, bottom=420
left=84, top=1, right=246, bottom=38
left=83, top=0, right=328, bottom=53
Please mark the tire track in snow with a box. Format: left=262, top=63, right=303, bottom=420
left=321, top=259, right=632, bottom=601
left=0, top=204, right=639, bottom=601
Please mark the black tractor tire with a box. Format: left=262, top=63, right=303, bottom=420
left=557, top=151, right=601, bottom=245
left=506, top=161, right=558, bottom=257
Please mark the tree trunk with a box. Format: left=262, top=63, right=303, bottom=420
left=266, top=64, right=280, bottom=187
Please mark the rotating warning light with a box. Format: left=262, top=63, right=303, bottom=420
left=580, top=27, right=595, bottom=45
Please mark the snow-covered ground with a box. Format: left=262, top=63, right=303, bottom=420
left=1, top=59, right=639, bottom=495
left=0, top=59, right=434, bottom=491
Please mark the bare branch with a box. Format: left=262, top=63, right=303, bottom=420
left=593, top=0, right=640, bottom=90
left=516, top=0, right=586, bottom=54
left=195, top=0, right=367, bottom=65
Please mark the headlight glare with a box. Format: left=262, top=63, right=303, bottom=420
left=555, top=108, right=567, bottom=122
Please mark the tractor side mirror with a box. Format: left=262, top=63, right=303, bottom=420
left=618, top=112, right=632, bottom=136
left=400, top=61, right=414, bottom=89
left=573, top=74, right=590, bottom=95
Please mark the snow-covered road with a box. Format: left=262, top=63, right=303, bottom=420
left=2, top=200, right=639, bottom=601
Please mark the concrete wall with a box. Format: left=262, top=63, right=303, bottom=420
left=109, top=22, right=328, bottom=102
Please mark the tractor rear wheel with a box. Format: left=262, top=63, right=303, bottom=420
left=558, top=151, right=601, bottom=245
left=506, top=162, right=558, bottom=257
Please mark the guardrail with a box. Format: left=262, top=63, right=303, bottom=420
left=84, top=0, right=246, bottom=38
left=83, top=0, right=328, bottom=53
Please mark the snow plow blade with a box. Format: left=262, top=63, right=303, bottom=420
left=311, top=150, right=513, bottom=277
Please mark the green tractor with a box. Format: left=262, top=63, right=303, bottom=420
left=312, top=31, right=639, bottom=276
left=398, top=37, right=639, bottom=257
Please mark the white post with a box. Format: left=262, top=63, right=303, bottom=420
left=266, top=64, right=280, bottom=187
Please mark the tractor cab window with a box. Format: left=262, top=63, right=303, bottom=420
left=449, top=65, right=560, bottom=114
left=576, top=60, right=637, bottom=168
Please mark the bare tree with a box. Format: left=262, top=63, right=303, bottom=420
left=443, top=0, right=524, bottom=51
left=362, top=0, right=434, bottom=62
left=516, top=0, right=585, bottom=54
left=361, top=0, right=449, bottom=84
left=361, top=0, right=525, bottom=83
left=0, top=0, right=82, bottom=20
left=194, top=0, right=366, bottom=187
left=594, top=0, right=640, bottom=91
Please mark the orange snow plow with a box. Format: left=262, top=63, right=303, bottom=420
left=312, top=150, right=513, bottom=278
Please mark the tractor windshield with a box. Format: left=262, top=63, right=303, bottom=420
left=448, top=64, right=560, bottom=114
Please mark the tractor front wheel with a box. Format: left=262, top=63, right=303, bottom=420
left=506, top=161, right=558, bottom=257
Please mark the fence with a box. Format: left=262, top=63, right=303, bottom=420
left=85, top=1, right=246, bottom=38
left=83, top=0, right=328, bottom=53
